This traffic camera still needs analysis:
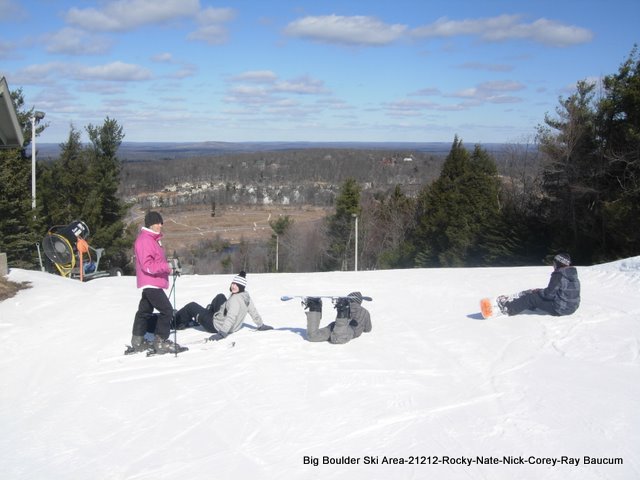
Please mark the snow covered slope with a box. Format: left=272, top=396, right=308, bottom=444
left=1, top=261, right=638, bottom=480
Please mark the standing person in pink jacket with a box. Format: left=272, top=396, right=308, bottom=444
left=127, top=211, right=186, bottom=355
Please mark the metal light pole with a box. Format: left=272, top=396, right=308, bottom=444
left=30, top=111, right=45, bottom=210
left=275, top=234, right=279, bottom=272
left=352, top=213, right=358, bottom=272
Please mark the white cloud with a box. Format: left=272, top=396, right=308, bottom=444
left=410, top=87, right=442, bottom=96
left=456, top=62, right=513, bottom=72
left=188, top=7, right=236, bottom=45
left=66, top=0, right=200, bottom=32
left=232, top=71, right=278, bottom=83
left=152, top=52, right=175, bottom=63
left=413, top=14, right=593, bottom=47
left=46, top=28, right=112, bottom=55
left=188, top=24, right=229, bottom=45
left=12, top=62, right=67, bottom=84
left=76, top=61, right=152, bottom=81
left=284, top=15, right=407, bottom=46
left=451, top=80, right=525, bottom=104
left=386, top=80, right=526, bottom=117
left=170, top=65, right=197, bottom=79
left=522, top=18, right=594, bottom=47
left=273, top=76, right=328, bottom=95
left=225, top=85, right=271, bottom=105
left=13, top=60, right=152, bottom=86
left=197, top=6, right=235, bottom=24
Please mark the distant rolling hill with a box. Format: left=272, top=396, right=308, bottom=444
left=36, top=141, right=506, bottom=161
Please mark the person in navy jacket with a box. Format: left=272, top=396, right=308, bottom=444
left=499, top=253, right=581, bottom=317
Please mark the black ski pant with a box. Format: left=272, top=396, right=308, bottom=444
left=133, top=288, right=173, bottom=339
left=506, top=291, right=558, bottom=316
left=174, top=293, right=226, bottom=333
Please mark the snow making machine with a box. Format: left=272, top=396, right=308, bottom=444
left=40, top=220, right=122, bottom=281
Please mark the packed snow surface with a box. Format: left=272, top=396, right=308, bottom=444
left=1, top=260, right=639, bottom=479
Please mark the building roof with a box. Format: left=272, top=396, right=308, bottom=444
left=0, top=76, right=24, bottom=148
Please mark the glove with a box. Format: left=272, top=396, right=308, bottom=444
left=169, top=257, right=182, bottom=276
left=207, top=332, right=227, bottom=342
left=257, top=324, right=274, bottom=331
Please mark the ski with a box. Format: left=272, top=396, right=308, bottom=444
left=186, top=337, right=236, bottom=347
left=280, top=294, right=372, bottom=302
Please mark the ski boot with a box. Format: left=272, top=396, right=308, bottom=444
left=151, top=335, right=188, bottom=355
left=303, top=297, right=322, bottom=312
left=334, top=297, right=350, bottom=319
left=496, top=295, right=510, bottom=315
left=125, top=335, right=153, bottom=355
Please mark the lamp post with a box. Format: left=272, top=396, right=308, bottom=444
left=275, top=233, right=279, bottom=272
left=352, top=213, right=358, bottom=272
left=30, top=111, right=45, bottom=210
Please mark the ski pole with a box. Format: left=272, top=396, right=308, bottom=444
left=171, top=256, right=180, bottom=357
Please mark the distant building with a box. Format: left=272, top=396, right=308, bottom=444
left=0, top=76, right=24, bottom=148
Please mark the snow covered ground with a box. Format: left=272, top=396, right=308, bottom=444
left=1, top=260, right=639, bottom=480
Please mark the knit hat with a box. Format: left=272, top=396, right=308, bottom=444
left=553, top=253, right=571, bottom=267
left=144, top=211, right=163, bottom=228
left=231, top=271, right=247, bottom=291
left=347, top=291, right=363, bottom=304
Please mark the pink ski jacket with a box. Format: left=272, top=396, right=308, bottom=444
left=134, top=227, right=170, bottom=289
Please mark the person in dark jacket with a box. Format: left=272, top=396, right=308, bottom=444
left=303, top=292, right=372, bottom=344
left=499, top=253, right=581, bottom=317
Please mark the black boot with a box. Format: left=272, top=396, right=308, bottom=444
left=152, top=335, right=188, bottom=355
left=335, top=298, right=350, bottom=319
left=127, top=335, right=152, bottom=353
left=303, top=297, right=322, bottom=313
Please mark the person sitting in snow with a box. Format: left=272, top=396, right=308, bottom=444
left=498, top=253, right=581, bottom=317
left=173, top=271, right=273, bottom=340
left=303, top=292, right=372, bottom=344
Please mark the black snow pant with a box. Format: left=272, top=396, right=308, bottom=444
left=505, top=291, right=558, bottom=316
left=132, top=288, right=173, bottom=339
left=174, top=293, right=226, bottom=333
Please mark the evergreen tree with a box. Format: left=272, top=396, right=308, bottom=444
left=410, top=137, right=501, bottom=267
left=536, top=80, right=600, bottom=263
left=0, top=89, right=46, bottom=268
left=39, top=125, right=89, bottom=225
left=81, top=117, right=131, bottom=269
left=269, top=215, right=294, bottom=272
left=366, top=185, right=416, bottom=269
left=324, top=178, right=360, bottom=270
left=0, top=148, right=41, bottom=268
left=596, top=45, right=640, bottom=259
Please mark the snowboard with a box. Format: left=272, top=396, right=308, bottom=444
left=281, top=294, right=372, bottom=302
left=480, top=297, right=502, bottom=319
left=480, top=290, right=533, bottom=318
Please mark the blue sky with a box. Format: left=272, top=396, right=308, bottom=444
left=1, top=0, right=638, bottom=144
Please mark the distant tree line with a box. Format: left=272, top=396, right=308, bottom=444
left=120, top=148, right=444, bottom=203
